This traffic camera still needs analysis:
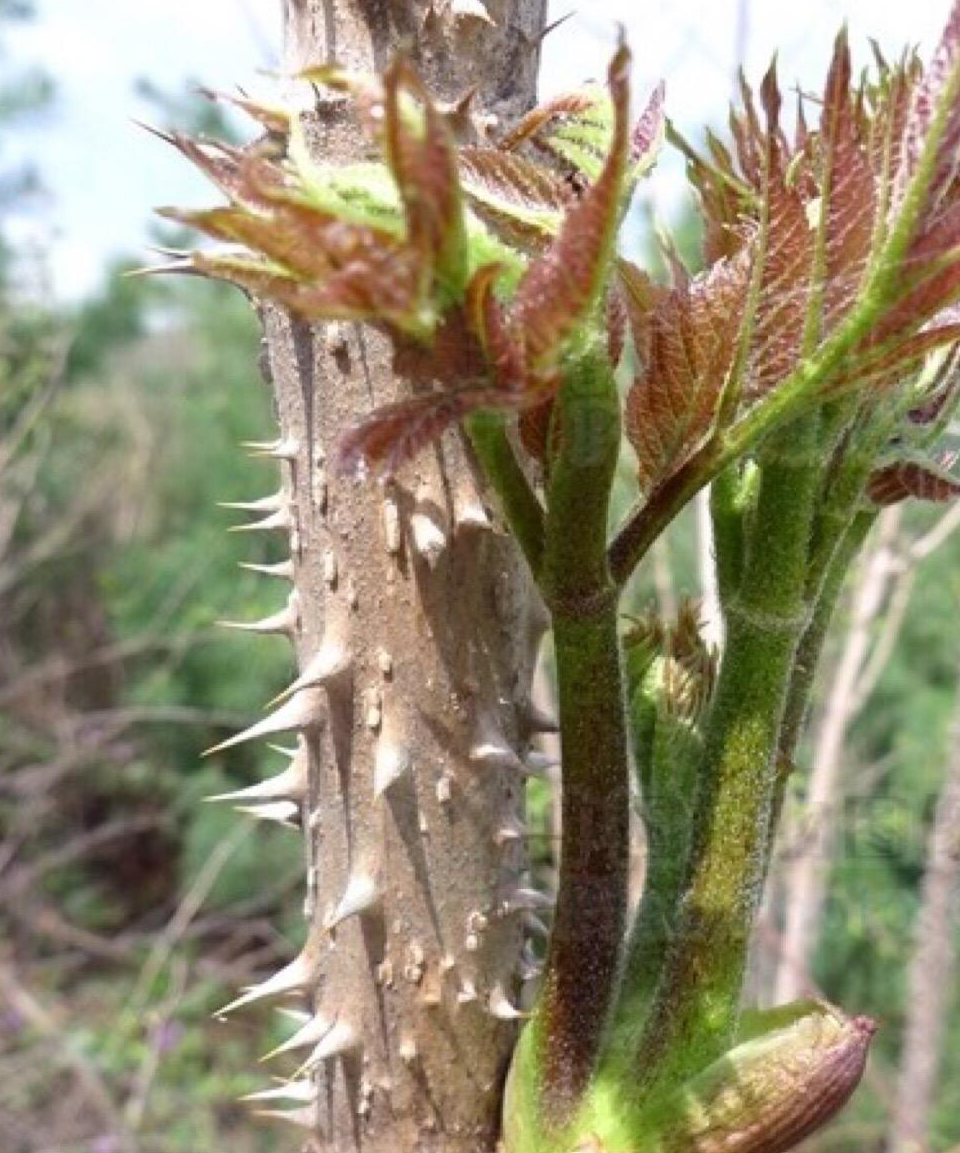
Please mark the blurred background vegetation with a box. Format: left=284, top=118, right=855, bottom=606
left=1, top=1, right=958, bottom=1150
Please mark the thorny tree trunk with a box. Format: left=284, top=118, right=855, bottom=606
left=888, top=664, right=960, bottom=1153
left=240, top=3, right=547, bottom=1150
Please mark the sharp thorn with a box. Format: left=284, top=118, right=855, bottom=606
left=262, top=1013, right=333, bottom=1061
left=294, top=1020, right=359, bottom=1075
left=218, top=490, right=284, bottom=513
left=216, top=601, right=296, bottom=636
left=373, top=742, right=412, bottom=798
left=274, top=1006, right=311, bottom=1025
left=500, top=887, right=554, bottom=915
left=488, top=983, right=528, bottom=1020
left=409, top=511, right=447, bottom=568
left=267, top=742, right=300, bottom=759
left=519, top=698, right=559, bottom=734
left=241, top=1080, right=318, bottom=1104
left=227, top=508, right=292, bottom=535
left=234, top=799, right=300, bottom=827
left=214, top=934, right=322, bottom=1016
left=324, top=874, right=381, bottom=931
left=206, top=745, right=308, bottom=804
left=241, top=437, right=299, bottom=460
left=270, top=640, right=351, bottom=705
left=239, top=559, right=295, bottom=580
left=250, top=1105, right=318, bottom=1129
left=203, top=688, right=325, bottom=757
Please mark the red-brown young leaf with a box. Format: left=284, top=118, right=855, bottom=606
left=868, top=199, right=960, bottom=347
left=336, top=391, right=481, bottom=479
left=669, top=123, right=754, bottom=262
left=161, top=203, right=401, bottom=287
left=908, top=343, right=960, bottom=422
left=746, top=65, right=813, bottom=398
left=459, top=147, right=571, bottom=252
left=337, top=303, right=531, bottom=477
left=867, top=452, right=960, bottom=504
left=498, top=90, right=598, bottom=154
left=157, top=134, right=289, bottom=213
left=626, top=251, right=750, bottom=493
left=196, top=87, right=292, bottom=136
left=832, top=323, right=960, bottom=394
left=186, top=247, right=424, bottom=331
left=464, top=264, right=527, bottom=394
left=337, top=382, right=536, bottom=478
left=819, top=30, right=877, bottom=332
left=892, top=0, right=960, bottom=226
left=729, top=70, right=766, bottom=190
left=606, top=283, right=627, bottom=369
left=511, top=41, right=632, bottom=386
left=632, top=82, right=666, bottom=168
left=383, top=57, right=466, bottom=293
left=518, top=398, right=556, bottom=465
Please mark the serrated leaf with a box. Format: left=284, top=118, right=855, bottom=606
left=160, top=203, right=398, bottom=286
left=832, top=322, right=960, bottom=394
left=459, top=146, right=569, bottom=252
left=631, top=81, right=667, bottom=178
left=186, top=247, right=425, bottom=333
left=819, top=31, right=876, bottom=331
left=512, top=41, right=633, bottom=383
left=464, top=263, right=526, bottom=392
left=626, top=252, right=750, bottom=493
left=867, top=451, right=960, bottom=504
left=158, top=133, right=288, bottom=213
left=383, top=56, right=467, bottom=297
left=892, top=1, right=960, bottom=224
left=337, top=389, right=492, bottom=478
left=745, top=63, right=813, bottom=399
left=197, top=87, right=292, bottom=136
left=499, top=89, right=600, bottom=160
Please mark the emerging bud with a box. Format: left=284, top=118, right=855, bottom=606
left=652, top=1002, right=877, bottom=1153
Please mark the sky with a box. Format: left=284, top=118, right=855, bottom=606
left=3, top=0, right=956, bottom=301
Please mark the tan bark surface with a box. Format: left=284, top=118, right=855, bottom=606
left=238, top=3, right=548, bottom=1149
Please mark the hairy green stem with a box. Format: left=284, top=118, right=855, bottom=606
left=534, top=348, right=629, bottom=1117
left=630, top=415, right=821, bottom=1105
left=467, top=410, right=546, bottom=576
left=762, top=507, right=877, bottom=870
left=710, top=462, right=756, bottom=604
left=605, top=694, right=700, bottom=1071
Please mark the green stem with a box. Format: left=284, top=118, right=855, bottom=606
left=606, top=695, right=700, bottom=1068
left=467, top=410, right=545, bottom=577
left=534, top=348, right=629, bottom=1117
left=710, top=462, right=756, bottom=605
left=778, top=508, right=876, bottom=766
left=630, top=414, right=821, bottom=1105
left=763, top=508, right=877, bottom=866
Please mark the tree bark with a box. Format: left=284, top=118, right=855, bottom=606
left=888, top=663, right=960, bottom=1153
left=237, top=3, right=547, bottom=1150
